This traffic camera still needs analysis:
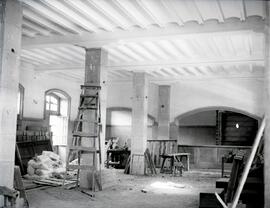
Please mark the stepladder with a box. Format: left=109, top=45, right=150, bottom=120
left=63, top=85, right=102, bottom=191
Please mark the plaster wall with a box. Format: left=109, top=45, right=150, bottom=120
left=172, top=111, right=217, bottom=145
left=19, top=67, right=81, bottom=120
left=171, top=79, right=264, bottom=121
left=19, top=72, right=263, bottom=128
left=178, top=127, right=216, bottom=145
left=19, top=68, right=263, bottom=151
left=106, top=81, right=159, bottom=119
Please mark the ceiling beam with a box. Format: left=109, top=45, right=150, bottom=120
left=107, top=55, right=264, bottom=70
left=40, top=0, right=97, bottom=32
left=33, top=54, right=264, bottom=72
left=22, top=17, right=265, bottom=49
left=22, top=8, right=68, bottom=35
left=65, top=0, right=113, bottom=31
left=22, top=18, right=51, bottom=36
left=86, top=0, right=130, bottom=30
left=160, top=0, right=184, bottom=26
left=134, top=0, right=164, bottom=27
left=22, top=0, right=80, bottom=34
left=111, top=0, right=147, bottom=29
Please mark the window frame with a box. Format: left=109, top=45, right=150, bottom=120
left=44, top=89, right=71, bottom=120
left=45, top=93, right=61, bottom=116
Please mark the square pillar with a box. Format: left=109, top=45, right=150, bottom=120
left=0, top=0, right=22, bottom=191
left=80, top=48, right=107, bottom=189
left=157, top=85, right=171, bottom=140
left=131, top=72, right=148, bottom=175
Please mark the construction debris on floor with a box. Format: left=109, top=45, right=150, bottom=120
left=26, top=169, right=220, bottom=208
left=23, top=151, right=77, bottom=189
left=26, top=151, right=65, bottom=179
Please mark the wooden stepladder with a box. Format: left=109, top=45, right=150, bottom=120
left=63, top=85, right=102, bottom=191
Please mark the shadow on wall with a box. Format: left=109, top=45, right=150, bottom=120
left=170, top=110, right=216, bottom=145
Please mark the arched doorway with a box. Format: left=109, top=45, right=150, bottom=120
left=174, top=108, right=260, bottom=169
left=44, top=89, right=71, bottom=161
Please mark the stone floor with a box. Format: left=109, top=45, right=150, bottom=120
left=26, top=169, right=220, bottom=208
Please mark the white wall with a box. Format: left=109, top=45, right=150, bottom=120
left=20, top=67, right=81, bottom=120
left=106, top=81, right=159, bottom=119
left=19, top=67, right=263, bottom=127
left=171, top=79, right=264, bottom=121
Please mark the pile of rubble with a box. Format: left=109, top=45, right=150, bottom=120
left=26, top=151, right=65, bottom=179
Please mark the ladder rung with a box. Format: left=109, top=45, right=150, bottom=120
left=67, top=164, right=95, bottom=170
left=69, top=146, right=97, bottom=152
left=73, top=132, right=98, bottom=137
left=79, top=107, right=97, bottom=110
left=74, top=119, right=101, bottom=124
left=80, top=95, right=98, bottom=98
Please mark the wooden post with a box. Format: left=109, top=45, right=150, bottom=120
left=265, top=2, right=270, bottom=207
left=231, top=118, right=265, bottom=208
left=216, top=110, right=223, bottom=145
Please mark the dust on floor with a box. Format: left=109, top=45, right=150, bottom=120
left=26, top=169, right=220, bottom=208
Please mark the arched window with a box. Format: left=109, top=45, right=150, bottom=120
left=45, top=89, right=70, bottom=147
left=46, top=93, right=60, bottom=115
left=45, top=91, right=69, bottom=117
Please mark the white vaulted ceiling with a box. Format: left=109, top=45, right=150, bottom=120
left=20, top=0, right=266, bottom=82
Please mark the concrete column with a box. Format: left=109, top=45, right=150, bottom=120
left=131, top=72, right=148, bottom=175
left=265, top=3, right=270, bottom=207
left=152, top=122, right=158, bottom=139
left=80, top=48, right=107, bottom=189
left=157, top=85, right=171, bottom=140
left=0, top=0, right=22, bottom=191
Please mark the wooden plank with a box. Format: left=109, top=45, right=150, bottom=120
left=225, top=121, right=257, bottom=127
left=224, top=131, right=255, bottom=137
left=223, top=136, right=251, bottom=141
left=225, top=155, right=244, bottom=203
left=230, top=117, right=265, bottom=208
left=225, top=127, right=255, bottom=132
left=124, top=155, right=131, bottom=174
left=14, top=166, right=29, bottom=207
left=146, top=140, right=177, bottom=167
left=225, top=116, right=257, bottom=122
left=144, top=148, right=157, bottom=175
left=34, top=178, right=76, bottom=187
